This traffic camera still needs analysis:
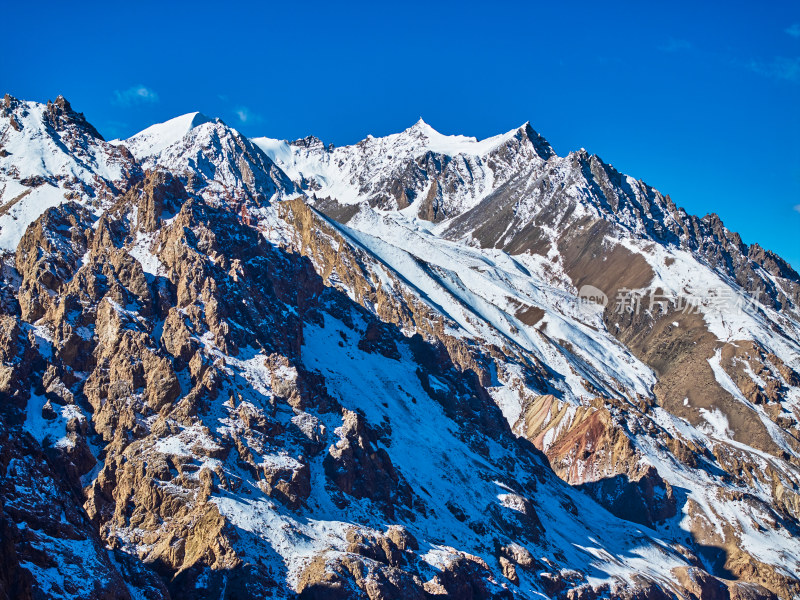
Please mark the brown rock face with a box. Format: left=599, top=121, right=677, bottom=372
left=515, top=394, right=676, bottom=527
left=0, top=418, right=153, bottom=600
left=4, top=167, right=543, bottom=598
left=15, top=201, right=94, bottom=322
left=324, top=409, right=413, bottom=517
left=297, top=551, right=428, bottom=600
left=426, top=554, right=513, bottom=600
left=672, top=566, right=738, bottom=600
left=133, top=170, right=187, bottom=233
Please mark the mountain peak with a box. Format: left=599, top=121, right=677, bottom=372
left=43, top=95, right=105, bottom=140
left=396, top=119, right=555, bottom=160
left=518, top=121, right=555, bottom=160
left=187, top=111, right=214, bottom=129
left=290, top=134, right=327, bottom=150
left=122, top=111, right=215, bottom=159
left=406, top=117, right=440, bottom=138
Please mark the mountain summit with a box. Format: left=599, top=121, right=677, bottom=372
left=121, top=111, right=215, bottom=159
left=1, top=96, right=799, bottom=600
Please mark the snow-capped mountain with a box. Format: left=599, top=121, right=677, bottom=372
left=253, top=118, right=553, bottom=221
left=121, top=110, right=297, bottom=207
left=1, top=95, right=799, bottom=600
left=0, top=95, right=140, bottom=252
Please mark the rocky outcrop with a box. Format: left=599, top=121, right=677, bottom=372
left=297, top=551, right=428, bottom=600
left=324, top=409, right=414, bottom=517
left=15, top=201, right=94, bottom=321
left=43, top=95, right=105, bottom=141
left=0, top=411, right=161, bottom=600
left=514, top=394, right=676, bottom=527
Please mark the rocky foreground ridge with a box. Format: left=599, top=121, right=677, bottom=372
left=1, top=94, right=799, bottom=599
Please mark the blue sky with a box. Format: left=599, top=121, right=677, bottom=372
left=3, top=1, right=799, bottom=267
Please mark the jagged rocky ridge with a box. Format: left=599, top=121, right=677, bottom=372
left=1, top=94, right=799, bottom=599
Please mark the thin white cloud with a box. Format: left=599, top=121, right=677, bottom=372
left=658, top=38, right=692, bottom=52
left=786, top=23, right=800, bottom=38
left=794, top=204, right=800, bottom=214
left=113, top=85, right=159, bottom=106
left=747, top=56, right=800, bottom=82
left=235, top=106, right=262, bottom=125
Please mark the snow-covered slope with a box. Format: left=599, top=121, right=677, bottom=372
left=0, top=95, right=139, bottom=252
left=274, top=196, right=800, bottom=595
left=258, top=120, right=800, bottom=598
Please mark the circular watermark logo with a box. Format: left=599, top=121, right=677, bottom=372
left=578, top=284, right=609, bottom=308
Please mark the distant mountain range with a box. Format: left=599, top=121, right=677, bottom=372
left=1, top=93, right=799, bottom=600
